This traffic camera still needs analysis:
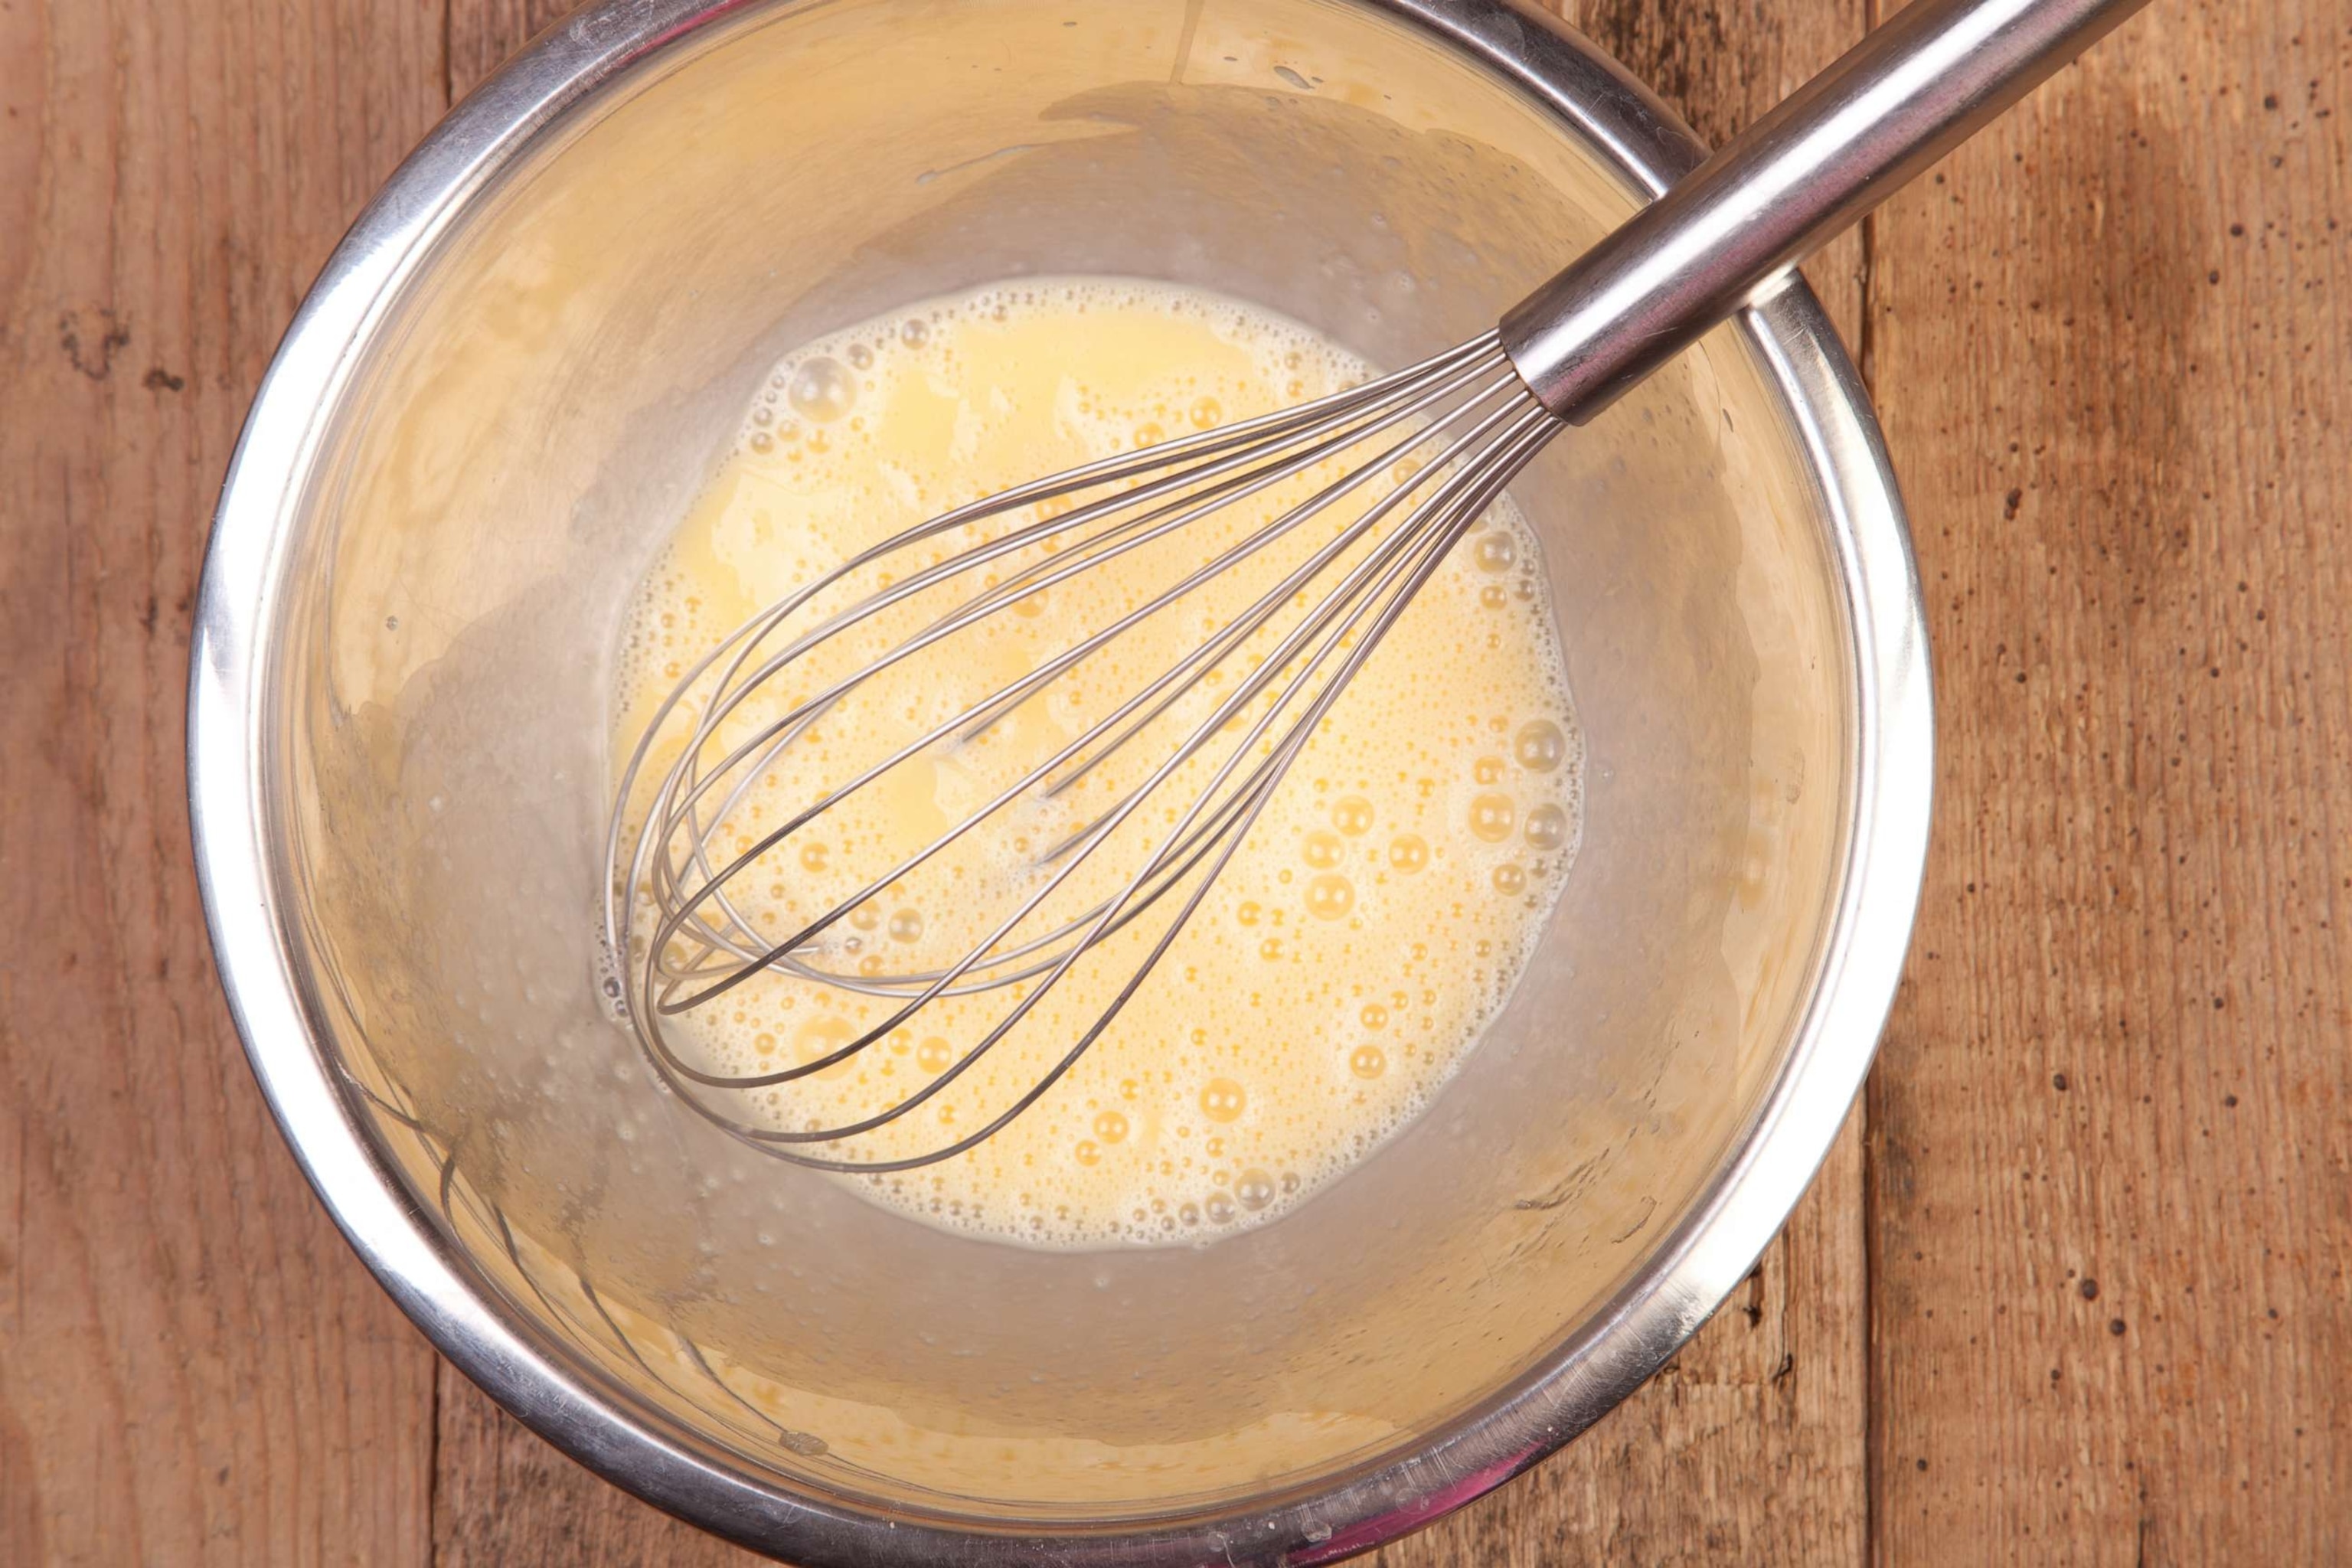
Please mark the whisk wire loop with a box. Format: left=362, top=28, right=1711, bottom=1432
left=607, top=334, right=1561, bottom=1170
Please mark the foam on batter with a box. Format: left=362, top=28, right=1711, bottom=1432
left=612, top=278, right=1582, bottom=1248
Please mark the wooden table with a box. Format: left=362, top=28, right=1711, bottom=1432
left=4, top=0, right=2345, bottom=1560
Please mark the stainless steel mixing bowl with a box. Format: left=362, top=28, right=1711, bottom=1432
left=188, top=0, right=1932, bottom=1560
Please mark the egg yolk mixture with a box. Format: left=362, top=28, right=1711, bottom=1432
left=613, top=278, right=1583, bottom=1248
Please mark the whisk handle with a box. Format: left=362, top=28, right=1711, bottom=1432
left=1500, top=0, right=2153, bottom=423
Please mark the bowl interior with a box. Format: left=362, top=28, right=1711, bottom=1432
left=268, top=0, right=1850, bottom=1523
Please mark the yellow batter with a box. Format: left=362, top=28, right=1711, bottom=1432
left=614, top=278, right=1581, bottom=1247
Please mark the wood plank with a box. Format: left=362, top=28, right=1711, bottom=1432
left=0, top=0, right=449, bottom=1563
left=1867, top=0, right=2352, bottom=1557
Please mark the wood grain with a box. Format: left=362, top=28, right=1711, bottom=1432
left=1867, top=0, right=2352, bottom=1557
left=0, top=0, right=448, bottom=1563
left=5, top=0, right=2348, bottom=1562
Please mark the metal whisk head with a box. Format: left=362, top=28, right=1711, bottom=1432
left=605, top=332, right=1560, bottom=1170
left=597, top=0, right=2152, bottom=1169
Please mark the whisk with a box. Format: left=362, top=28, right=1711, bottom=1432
left=607, top=0, right=2148, bottom=1170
